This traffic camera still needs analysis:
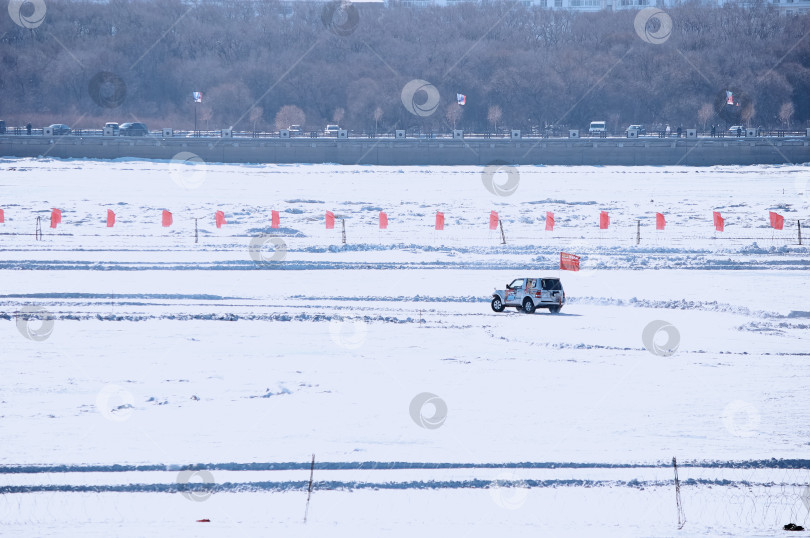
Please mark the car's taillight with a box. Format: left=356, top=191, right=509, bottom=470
left=535, top=291, right=541, bottom=298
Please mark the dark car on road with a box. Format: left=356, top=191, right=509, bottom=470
left=120, top=122, right=149, bottom=136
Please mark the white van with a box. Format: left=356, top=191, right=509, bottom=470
left=589, top=121, right=607, bottom=134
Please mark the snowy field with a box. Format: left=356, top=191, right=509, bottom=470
left=1, top=159, right=810, bottom=536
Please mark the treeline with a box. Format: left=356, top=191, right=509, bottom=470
left=1, top=0, right=809, bottom=133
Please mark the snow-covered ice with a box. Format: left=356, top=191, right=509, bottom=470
left=1, top=159, right=809, bottom=536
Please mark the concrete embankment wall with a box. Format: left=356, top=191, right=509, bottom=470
left=1, top=135, right=808, bottom=165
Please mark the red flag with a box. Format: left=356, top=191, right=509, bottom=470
left=599, top=211, right=609, bottom=230
left=713, top=211, right=724, bottom=232
left=656, top=212, right=665, bottom=230
left=0, top=208, right=4, bottom=223
left=545, top=212, right=555, bottom=231
left=769, top=211, right=784, bottom=230
left=51, top=208, right=62, bottom=229
left=326, top=211, right=335, bottom=229
left=215, top=210, right=226, bottom=228
left=560, top=252, right=580, bottom=271
left=271, top=210, right=280, bottom=229
left=489, top=211, right=498, bottom=230
left=162, top=210, right=173, bottom=227
left=379, top=211, right=388, bottom=229
left=435, top=211, right=445, bottom=231
left=107, top=209, right=115, bottom=228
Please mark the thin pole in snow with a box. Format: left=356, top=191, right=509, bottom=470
left=499, top=219, right=506, bottom=245
left=341, top=219, right=346, bottom=245
left=304, top=454, right=316, bottom=523
left=799, top=220, right=803, bottom=246
left=35, top=216, right=42, bottom=241
left=636, top=220, right=641, bottom=245
left=194, top=218, right=198, bottom=244
left=673, top=457, right=686, bottom=529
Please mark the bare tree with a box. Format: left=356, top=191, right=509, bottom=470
left=487, top=105, right=503, bottom=132
left=778, top=102, right=795, bottom=129
left=199, top=105, right=213, bottom=131
left=446, top=104, right=463, bottom=130
left=275, top=105, right=306, bottom=131
left=332, top=107, right=345, bottom=125
left=698, top=103, right=714, bottom=131
left=374, top=106, right=383, bottom=136
left=741, top=101, right=755, bottom=127
left=250, top=106, right=263, bottom=134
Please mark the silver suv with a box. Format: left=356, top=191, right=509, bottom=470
left=491, top=277, right=565, bottom=314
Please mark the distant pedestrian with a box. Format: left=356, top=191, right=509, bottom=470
left=677, top=126, right=682, bottom=138
left=736, top=126, right=742, bottom=137
left=26, top=122, right=32, bottom=135
left=710, top=125, right=716, bottom=137
left=665, top=124, right=671, bottom=137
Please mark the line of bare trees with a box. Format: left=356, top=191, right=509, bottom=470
left=0, top=0, right=808, bottom=133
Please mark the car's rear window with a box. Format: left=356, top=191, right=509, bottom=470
left=541, top=279, right=562, bottom=291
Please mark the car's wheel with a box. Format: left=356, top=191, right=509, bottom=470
left=491, top=297, right=505, bottom=312
left=549, top=305, right=561, bottom=314
left=522, top=298, right=535, bottom=314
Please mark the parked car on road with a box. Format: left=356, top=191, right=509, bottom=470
left=728, top=125, right=743, bottom=135
left=625, top=124, right=646, bottom=135
left=491, top=277, right=565, bottom=314
left=589, top=121, right=607, bottom=135
left=104, top=122, right=119, bottom=135
left=288, top=125, right=302, bottom=135
left=324, top=124, right=340, bottom=136
left=48, top=124, right=71, bottom=135
left=119, top=122, right=148, bottom=136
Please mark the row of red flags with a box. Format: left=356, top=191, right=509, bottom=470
left=0, top=209, right=788, bottom=232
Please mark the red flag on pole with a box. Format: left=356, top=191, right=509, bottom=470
left=560, top=252, right=580, bottom=271
left=545, top=212, right=555, bottom=231
left=162, top=210, right=173, bottom=227
left=107, top=209, right=115, bottom=228
left=215, top=210, right=226, bottom=228
left=326, top=211, right=335, bottom=229
left=50, top=208, right=62, bottom=229
left=489, top=211, right=498, bottom=230
left=599, top=211, right=609, bottom=230
left=379, top=211, right=388, bottom=229
left=271, top=210, right=280, bottom=229
left=656, top=212, right=665, bottom=230
left=769, top=211, right=784, bottom=230
left=0, top=208, right=5, bottom=223
left=713, top=211, right=724, bottom=232
left=435, top=211, right=445, bottom=231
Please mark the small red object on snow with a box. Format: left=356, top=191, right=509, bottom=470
left=713, top=211, right=724, bottom=232
left=196, top=519, right=211, bottom=523
left=560, top=252, right=580, bottom=271
left=599, top=211, right=609, bottom=230
left=656, top=212, right=665, bottom=230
